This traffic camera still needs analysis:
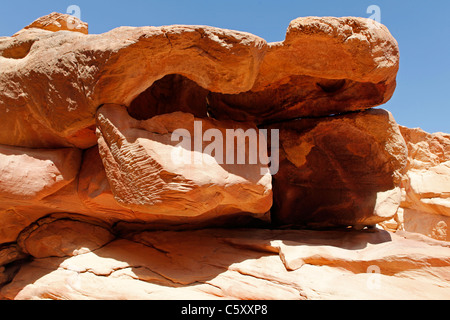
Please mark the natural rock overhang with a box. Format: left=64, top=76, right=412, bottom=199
left=0, top=13, right=399, bottom=149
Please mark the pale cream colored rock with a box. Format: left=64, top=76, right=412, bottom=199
left=0, top=145, right=82, bottom=202
left=394, top=127, right=450, bottom=241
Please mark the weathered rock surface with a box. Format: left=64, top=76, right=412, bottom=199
left=381, top=127, right=450, bottom=241
left=267, top=108, right=408, bottom=228
left=16, top=214, right=114, bottom=259
left=0, top=14, right=399, bottom=149
left=0, top=145, right=83, bottom=244
left=1, top=227, right=449, bottom=300
left=96, top=104, right=272, bottom=220
left=0, top=13, right=448, bottom=301
left=0, top=145, right=81, bottom=203
left=0, top=14, right=267, bottom=149
left=22, top=12, right=88, bottom=35
left=208, top=17, right=399, bottom=123
left=128, top=74, right=210, bottom=120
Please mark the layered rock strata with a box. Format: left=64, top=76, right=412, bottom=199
left=0, top=13, right=448, bottom=300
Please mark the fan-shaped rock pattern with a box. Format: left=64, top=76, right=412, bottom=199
left=0, top=13, right=448, bottom=301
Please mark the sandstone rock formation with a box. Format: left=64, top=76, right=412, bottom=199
left=22, top=12, right=88, bottom=35
left=0, top=13, right=449, bottom=300
left=0, top=15, right=399, bottom=149
left=208, top=17, right=399, bottom=124
left=96, top=103, right=272, bottom=220
left=1, top=225, right=449, bottom=300
left=0, top=14, right=266, bottom=149
left=267, top=109, right=408, bottom=228
left=381, top=127, right=450, bottom=241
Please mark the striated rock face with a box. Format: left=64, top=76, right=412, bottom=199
left=96, top=104, right=272, bottom=220
left=0, top=13, right=449, bottom=300
left=267, top=109, right=408, bottom=228
left=381, top=127, right=450, bottom=241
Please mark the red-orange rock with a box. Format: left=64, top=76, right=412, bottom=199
left=2, top=228, right=449, bottom=300
left=267, top=109, right=408, bottom=228
left=0, top=14, right=267, bottom=149
left=0, top=145, right=81, bottom=202
left=22, top=12, right=88, bottom=35
left=16, top=214, right=114, bottom=259
left=0, top=15, right=399, bottom=149
left=1, top=13, right=448, bottom=302
left=208, top=17, right=399, bottom=123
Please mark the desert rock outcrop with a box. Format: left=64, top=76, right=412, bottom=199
left=1, top=226, right=449, bottom=300
left=0, top=14, right=267, bottom=149
left=0, top=13, right=449, bottom=300
left=208, top=17, right=399, bottom=123
left=268, top=109, right=408, bottom=228
left=96, top=103, right=272, bottom=220
left=381, top=127, right=450, bottom=241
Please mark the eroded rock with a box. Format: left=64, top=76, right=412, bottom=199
left=22, top=12, right=88, bottom=35
left=0, top=12, right=448, bottom=301
left=16, top=214, right=114, bottom=259
left=0, top=145, right=82, bottom=202
left=96, top=104, right=272, bottom=221
left=382, top=127, right=450, bottom=240
left=0, top=14, right=267, bottom=149
left=267, top=109, right=408, bottom=228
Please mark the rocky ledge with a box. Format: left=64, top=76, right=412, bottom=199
left=0, top=13, right=448, bottom=300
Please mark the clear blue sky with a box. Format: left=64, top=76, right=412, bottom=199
left=1, top=0, right=449, bottom=133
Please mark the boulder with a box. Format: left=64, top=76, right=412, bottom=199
left=95, top=104, right=272, bottom=221
left=0, top=144, right=81, bottom=202
left=22, top=12, right=88, bottom=35
left=381, top=127, right=450, bottom=241
left=2, top=228, right=449, bottom=300
left=0, top=14, right=267, bottom=149
left=266, top=109, right=408, bottom=228
left=0, top=15, right=399, bottom=149
left=16, top=214, right=114, bottom=259
left=400, top=126, right=450, bottom=170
